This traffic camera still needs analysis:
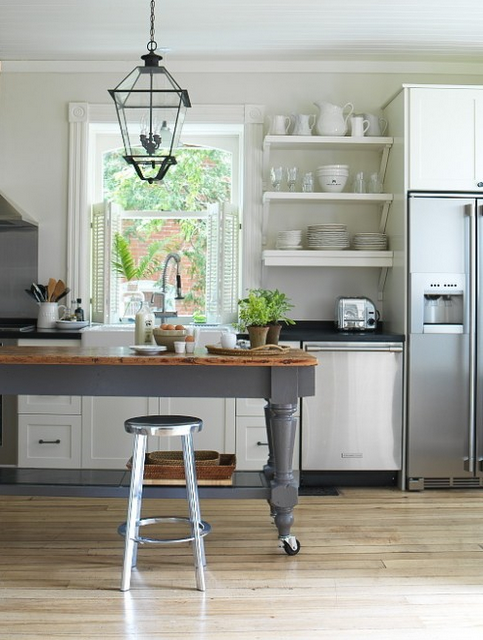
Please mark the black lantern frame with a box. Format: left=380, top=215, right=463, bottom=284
left=109, top=1, right=191, bottom=183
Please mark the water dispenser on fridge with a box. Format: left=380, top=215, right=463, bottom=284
left=409, top=272, right=465, bottom=334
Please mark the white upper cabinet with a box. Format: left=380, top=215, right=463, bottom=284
left=408, top=87, right=483, bottom=191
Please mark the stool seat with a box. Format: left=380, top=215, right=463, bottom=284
left=119, top=414, right=210, bottom=592
left=124, top=414, right=204, bottom=437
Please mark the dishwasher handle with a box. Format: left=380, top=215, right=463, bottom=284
left=304, top=342, right=403, bottom=353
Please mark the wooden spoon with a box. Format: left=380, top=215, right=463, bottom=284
left=47, top=278, right=56, bottom=302
left=52, top=279, right=66, bottom=302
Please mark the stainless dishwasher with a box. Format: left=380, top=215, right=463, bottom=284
left=301, top=342, right=403, bottom=471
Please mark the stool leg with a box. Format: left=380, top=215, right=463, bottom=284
left=121, top=432, right=147, bottom=592
left=182, top=433, right=206, bottom=592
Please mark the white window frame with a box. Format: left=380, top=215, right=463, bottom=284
left=67, top=102, right=265, bottom=320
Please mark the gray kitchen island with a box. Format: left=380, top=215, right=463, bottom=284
left=0, top=345, right=317, bottom=553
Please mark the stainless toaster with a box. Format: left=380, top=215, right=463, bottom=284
left=335, top=296, right=378, bottom=331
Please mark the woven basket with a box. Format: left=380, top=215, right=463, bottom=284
left=147, top=450, right=220, bottom=467
left=126, top=453, right=236, bottom=482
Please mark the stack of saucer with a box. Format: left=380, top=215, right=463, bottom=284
left=307, top=224, right=350, bottom=250
left=276, top=229, right=303, bottom=250
left=352, top=232, right=388, bottom=251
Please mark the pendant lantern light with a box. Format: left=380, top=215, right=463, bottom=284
left=109, top=0, right=191, bottom=183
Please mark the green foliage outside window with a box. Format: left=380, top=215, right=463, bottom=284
left=103, top=146, right=232, bottom=314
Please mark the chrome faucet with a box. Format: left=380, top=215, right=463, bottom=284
left=152, top=252, right=184, bottom=318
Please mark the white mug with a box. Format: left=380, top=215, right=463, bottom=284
left=350, top=115, right=370, bottom=137
left=363, top=113, right=388, bottom=137
left=37, top=302, right=67, bottom=329
left=268, top=115, right=291, bottom=135
left=220, top=332, right=237, bottom=349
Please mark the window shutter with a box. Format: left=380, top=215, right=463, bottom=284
left=206, top=203, right=239, bottom=324
left=91, top=202, right=122, bottom=323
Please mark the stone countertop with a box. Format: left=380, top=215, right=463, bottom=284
left=0, top=320, right=404, bottom=343
left=273, top=321, right=404, bottom=344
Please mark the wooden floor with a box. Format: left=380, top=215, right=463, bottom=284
left=1, top=487, right=483, bottom=639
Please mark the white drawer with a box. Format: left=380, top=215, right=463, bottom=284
left=18, top=395, right=81, bottom=415
left=236, top=416, right=299, bottom=471
left=18, top=415, right=82, bottom=468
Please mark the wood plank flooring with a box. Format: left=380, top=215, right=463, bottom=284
left=0, top=487, right=483, bottom=638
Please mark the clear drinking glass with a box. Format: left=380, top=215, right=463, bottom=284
left=286, top=166, right=298, bottom=192
left=270, top=166, right=284, bottom=191
left=302, top=172, right=314, bottom=193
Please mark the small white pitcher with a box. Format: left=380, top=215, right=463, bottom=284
left=37, top=302, right=67, bottom=329
left=267, top=115, right=291, bottom=135
left=291, top=113, right=316, bottom=136
left=363, top=113, right=388, bottom=137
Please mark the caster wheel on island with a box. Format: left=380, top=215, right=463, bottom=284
left=282, top=538, right=301, bottom=556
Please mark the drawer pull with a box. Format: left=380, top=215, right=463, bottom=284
left=256, top=441, right=269, bottom=446
left=38, top=439, right=61, bottom=445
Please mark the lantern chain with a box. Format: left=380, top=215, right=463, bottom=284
left=147, top=0, right=157, bottom=53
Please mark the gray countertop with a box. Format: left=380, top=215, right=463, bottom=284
left=0, top=320, right=404, bottom=343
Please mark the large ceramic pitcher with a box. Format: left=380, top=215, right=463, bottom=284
left=314, top=101, right=354, bottom=136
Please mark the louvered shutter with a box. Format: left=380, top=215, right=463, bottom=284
left=91, top=202, right=122, bottom=323
left=206, top=203, right=239, bottom=324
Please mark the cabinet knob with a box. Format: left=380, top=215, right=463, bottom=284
left=478, top=182, right=483, bottom=188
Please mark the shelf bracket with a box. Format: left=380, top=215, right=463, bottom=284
left=379, top=201, right=391, bottom=234
left=379, top=144, right=391, bottom=183
left=378, top=267, right=388, bottom=300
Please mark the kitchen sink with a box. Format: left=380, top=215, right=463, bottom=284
left=80, top=323, right=232, bottom=347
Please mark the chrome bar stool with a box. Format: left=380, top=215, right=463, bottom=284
left=118, top=415, right=211, bottom=592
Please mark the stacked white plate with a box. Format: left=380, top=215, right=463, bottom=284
left=276, top=229, right=303, bottom=250
left=306, top=224, right=350, bottom=250
left=352, top=232, right=388, bottom=251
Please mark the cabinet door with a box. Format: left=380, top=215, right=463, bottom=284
left=409, top=87, right=483, bottom=191
left=18, top=414, right=82, bottom=468
left=236, top=416, right=300, bottom=471
left=158, top=398, right=235, bottom=454
left=82, top=396, right=158, bottom=469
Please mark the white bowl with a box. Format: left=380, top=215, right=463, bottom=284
left=317, top=164, right=349, bottom=171
left=317, top=169, right=349, bottom=176
left=317, top=174, right=348, bottom=193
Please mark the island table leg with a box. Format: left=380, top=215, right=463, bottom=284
left=265, top=402, right=300, bottom=555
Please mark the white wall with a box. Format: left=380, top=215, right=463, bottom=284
left=0, top=62, right=481, bottom=320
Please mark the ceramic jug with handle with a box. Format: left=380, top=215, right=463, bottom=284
left=291, top=113, right=316, bottom=136
left=313, top=101, right=354, bottom=136
left=267, top=114, right=291, bottom=135
left=37, top=302, right=67, bottom=329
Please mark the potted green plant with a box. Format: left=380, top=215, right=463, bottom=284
left=254, top=288, right=295, bottom=345
left=235, top=290, right=272, bottom=348
left=112, top=233, right=163, bottom=317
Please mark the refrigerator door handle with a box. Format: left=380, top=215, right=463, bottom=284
left=465, top=203, right=477, bottom=473
left=304, top=342, right=403, bottom=353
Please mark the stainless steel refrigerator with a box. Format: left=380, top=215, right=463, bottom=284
left=407, top=193, right=483, bottom=489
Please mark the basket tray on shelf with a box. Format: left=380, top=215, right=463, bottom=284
left=126, top=451, right=236, bottom=486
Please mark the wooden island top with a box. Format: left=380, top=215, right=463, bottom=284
left=0, top=345, right=318, bottom=367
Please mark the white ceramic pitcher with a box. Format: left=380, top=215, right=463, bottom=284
left=291, top=113, right=316, bottom=136
left=37, top=302, right=67, bottom=329
left=314, top=101, right=354, bottom=136
left=267, top=114, right=291, bottom=135
left=363, top=113, right=388, bottom=137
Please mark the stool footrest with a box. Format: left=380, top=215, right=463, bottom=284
left=118, top=516, right=211, bottom=545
